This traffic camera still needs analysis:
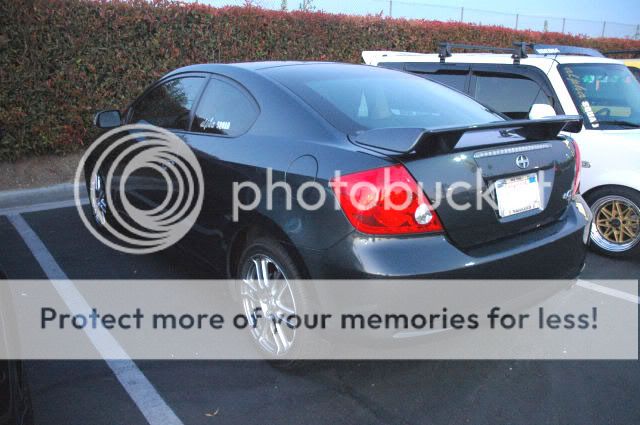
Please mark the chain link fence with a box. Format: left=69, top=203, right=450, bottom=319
left=209, top=0, right=640, bottom=39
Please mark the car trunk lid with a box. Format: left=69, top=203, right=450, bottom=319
left=349, top=117, right=581, bottom=248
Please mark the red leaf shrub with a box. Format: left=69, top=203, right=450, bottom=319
left=1, top=0, right=639, bottom=160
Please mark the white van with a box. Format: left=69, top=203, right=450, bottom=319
left=364, top=43, right=640, bottom=257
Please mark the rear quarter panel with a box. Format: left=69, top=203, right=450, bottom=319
left=573, top=129, right=640, bottom=194
left=181, top=69, right=392, bottom=265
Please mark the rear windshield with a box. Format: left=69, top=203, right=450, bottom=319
left=264, top=64, right=502, bottom=134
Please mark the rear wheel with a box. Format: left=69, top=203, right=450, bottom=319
left=586, top=187, right=640, bottom=258
left=236, top=237, right=312, bottom=365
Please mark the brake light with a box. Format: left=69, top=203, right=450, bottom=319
left=570, top=139, right=581, bottom=196
left=331, top=164, right=443, bottom=235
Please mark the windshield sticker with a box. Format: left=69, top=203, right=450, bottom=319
left=562, top=67, right=599, bottom=128
left=536, top=48, right=561, bottom=54
left=580, top=101, right=600, bottom=128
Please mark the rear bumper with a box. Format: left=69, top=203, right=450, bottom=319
left=301, top=196, right=591, bottom=279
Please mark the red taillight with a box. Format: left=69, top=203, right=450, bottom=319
left=330, top=164, right=443, bottom=235
left=570, top=139, right=581, bottom=196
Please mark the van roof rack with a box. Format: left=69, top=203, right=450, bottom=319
left=438, top=42, right=528, bottom=64
left=603, top=49, right=640, bottom=58
left=437, top=42, right=605, bottom=64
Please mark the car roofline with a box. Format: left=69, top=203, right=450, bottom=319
left=164, top=61, right=355, bottom=77
left=362, top=50, right=627, bottom=66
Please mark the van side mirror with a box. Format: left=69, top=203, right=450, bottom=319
left=94, top=110, right=121, bottom=129
left=528, top=104, right=557, bottom=120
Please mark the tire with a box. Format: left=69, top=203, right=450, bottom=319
left=585, top=186, right=640, bottom=258
left=236, top=237, right=315, bottom=367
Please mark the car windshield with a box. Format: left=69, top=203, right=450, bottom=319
left=264, top=64, right=503, bottom=134
left=559, top=63, right=640, bottom=130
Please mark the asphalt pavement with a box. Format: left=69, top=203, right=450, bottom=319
left=0, top=201, right=639, bottom=425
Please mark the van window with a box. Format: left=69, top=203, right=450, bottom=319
left=265, top=64, right=502, bottom=135
left=474, top=74, right=553, bottom=119
left=423, top=72, right=467, bottom=91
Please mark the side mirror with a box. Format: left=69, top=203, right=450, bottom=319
left=528, top=104, right=557, bottom=120
left=94, top=110, right=121, bottom=129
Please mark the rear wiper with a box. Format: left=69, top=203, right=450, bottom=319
left=597, top=120, right=640, bottom=128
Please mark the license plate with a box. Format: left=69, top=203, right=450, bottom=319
left=494, top=173, right=542, bottom=218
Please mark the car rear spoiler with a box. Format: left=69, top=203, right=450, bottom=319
left=349, top=116, right=582, bottom=155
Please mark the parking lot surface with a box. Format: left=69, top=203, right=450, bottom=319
left=1, top=203, right=639, bottom=425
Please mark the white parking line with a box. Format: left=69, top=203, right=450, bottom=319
left=577, top=279, right=640, bottom=304
left=7, top=214, right=184, bottom=425
left=0, top=198, right=88, bottom=216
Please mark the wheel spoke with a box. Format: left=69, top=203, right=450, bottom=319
left=615, top=229, right=623, bottom=243
left=622, top=225, right=636, bottom=239
left=242, top=288, right=259, bottom=303
left=260, top=258, right=271, bottom=288
left=276, top=301, right=295, bottom=316
left=271, top=279, right=288, bottom=300
left=277, top=314, right=296, bottom=328
left=241, top=254, right=296, bottom=356
left=274, top=323, right=289, bottom=352
left=252, top=258, right=266, bottom=288
left=270, top=324, right=284, bottom=354
left=243, top=278, right=259, bottom=293
left=259, top=320, right=271, bottom=341
left=599, top=206, right=613, bottom=219
left=614, top=201, right=624, bottom=218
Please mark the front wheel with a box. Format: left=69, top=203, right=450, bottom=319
left=87, top=170, right=110, bottom=230
left=586, top=187, right=640, bottom=258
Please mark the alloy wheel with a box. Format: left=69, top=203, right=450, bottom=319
left=241, top=254, right=297, bottom=356
left=89, top=173, right=108, bottom=226
left=590, top=195, right=640, bottom=253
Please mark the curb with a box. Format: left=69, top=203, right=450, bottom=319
left=0, top=183, right=86, bottom=210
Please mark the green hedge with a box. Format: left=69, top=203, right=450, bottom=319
left=2, top=0, right=639, bottom=160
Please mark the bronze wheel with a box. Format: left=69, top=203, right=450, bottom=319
left=590, top=195, right=640, bottom=254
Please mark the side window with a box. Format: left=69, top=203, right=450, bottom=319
left=424, top=72, right=468, bottom=91
left=192, top=78, right=259, bottom=137
left=131, top=77, right=204, bottom=130
left=400, top=63, right=470, bottom=92
left=473, top=74, right=554, bottom=119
